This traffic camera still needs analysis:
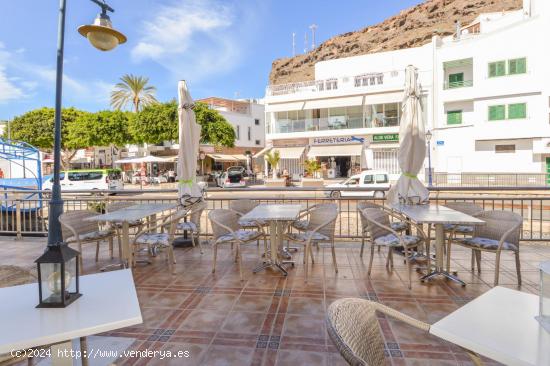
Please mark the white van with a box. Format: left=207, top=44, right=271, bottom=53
left=325, top=170, right=390, bottom=198
left=43, top=169, right=124, bottom=193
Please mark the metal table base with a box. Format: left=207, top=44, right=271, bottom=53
left=253, top=221, right=294, bottom=276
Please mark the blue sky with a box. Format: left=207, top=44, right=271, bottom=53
left=0, top=0, right=422, bottom=120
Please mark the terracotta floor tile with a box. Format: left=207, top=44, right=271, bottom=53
left=178, top=309, right=227, bottom=331
left=199, top=345, right=254, bottom=366
left=221, top=311, right=266, bottom=334
left=274, top=349, right=327, bottom=366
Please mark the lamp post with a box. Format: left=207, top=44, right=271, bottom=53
left=46, top=0, right=126, bottom=248
left=426, top=130, right=433, bottom=187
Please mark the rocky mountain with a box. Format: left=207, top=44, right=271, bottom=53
left=269, top=0, right=522, bottom=85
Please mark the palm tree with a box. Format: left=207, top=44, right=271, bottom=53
left=110, top=74, right=158, bottom=112
left=264, top=150, right=281, bottom=179
left=304, top=158, right=321, bottom=178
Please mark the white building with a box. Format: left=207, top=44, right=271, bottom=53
left=263, top=0, right=550, bottom=183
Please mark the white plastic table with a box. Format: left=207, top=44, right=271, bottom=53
left=431, top=286, right=550, bottom=366
left=390, top=204, right=485, bottom=285
left=241, top=204, right=302, bottom=275
left=0, top=269, right=142, bottom=365
left=86, top=203, right=176, bottom=268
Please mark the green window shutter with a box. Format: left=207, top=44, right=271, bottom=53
left=489, top=61, right=506, bottom=77
left=508, top=103, right=526, bottom=119
left=447, top=110, right=462, bottom=125
left=489, top=105, right=506, bottom=121
left=509, top=58, right=526, bottom=75
left=448, top=73, right=464, bottom=88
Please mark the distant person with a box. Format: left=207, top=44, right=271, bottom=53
left=0, top=168, right=4, bottom=179
left=168, top=169, right=175, bottom=183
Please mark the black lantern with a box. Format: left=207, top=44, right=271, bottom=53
left=35, top=243, right=81, bottom=308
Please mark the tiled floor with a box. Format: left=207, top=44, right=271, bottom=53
left=3, top=235, right=549, bottom=365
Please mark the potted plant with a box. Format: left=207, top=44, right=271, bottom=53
left=301, top=158, right=324, bottom=187
left=264, top=150, right=285, bottom=187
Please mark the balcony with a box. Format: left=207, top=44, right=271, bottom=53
left=443, top=79, right=473, bottom=90
left=271, top=116, right=399, bottom=134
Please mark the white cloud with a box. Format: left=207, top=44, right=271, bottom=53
left=131, top=0, right=256, bottom=81
left=0, top=65, right=25, bottom=103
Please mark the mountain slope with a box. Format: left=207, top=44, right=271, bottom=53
left=269, top=0, right=522, bottom=85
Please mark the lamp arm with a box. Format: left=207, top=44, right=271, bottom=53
left=90, top=0, right=114, bottom=14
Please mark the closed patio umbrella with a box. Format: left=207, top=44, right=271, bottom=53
left=387, top=65, right=429, bottom=205
left=177, top=80, right=203, bottom=204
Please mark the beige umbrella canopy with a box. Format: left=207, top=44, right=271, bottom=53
left=177, top=80, right=203, bottom=204
left=387, top=65, right=429, bottom=205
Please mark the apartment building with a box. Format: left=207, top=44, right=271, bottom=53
left=262, top=0, right=550, bottom=182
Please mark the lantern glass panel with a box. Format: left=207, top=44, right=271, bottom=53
left=40, top=262, right=64, bottom=305
left=67, top=256, right=77, bottom=294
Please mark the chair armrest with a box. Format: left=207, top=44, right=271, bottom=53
left=497, top=221, right=522, bottom=251
left=373, top=302, right=430, bottom=332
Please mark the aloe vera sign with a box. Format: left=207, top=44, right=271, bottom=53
left=373, top=133, right=399, bottom=143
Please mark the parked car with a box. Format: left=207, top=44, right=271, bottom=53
left=325, top=170, right=390, bottom=198
left=216, top=168, right=246, bottom=188
left=43, top=169, right=124, bottom=193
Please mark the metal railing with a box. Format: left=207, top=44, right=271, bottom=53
left=433, top=173, right=548, bottom=187
left=443, top=80, right=474, bottom=89
left=1, top=187, right=550, bottom=242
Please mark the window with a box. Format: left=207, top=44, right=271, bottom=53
left=508, top=58, right=526, bottom=75
left=374, top=174, right=388, bottom=183
left=247, top=126, right=251, bottom=141
left=347, top=178, right=360, bottom=186
left=236, top=125, right=240, bottom=139
left=68, top=171, right=103, bottom=181
left=508, top=103, right=526, bottom=119
left=488, top=105, right=506, bottom=121
left=254, top=119, right=260, bottom=125
left=447, top=110, right=462, bottom=125
left=488, top=61, right=506, bottom=78
left=495, top=145, right=515, bottom=153
left=255, top=139, right=261, bottom=145
left=448, top=73, right=464, bottom=88
left=363, top=175, right=374, bottom=184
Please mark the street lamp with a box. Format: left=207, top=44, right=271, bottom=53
left=426, top=130, right=433, bottom=186
left=43, top=0, right=126, bottom=294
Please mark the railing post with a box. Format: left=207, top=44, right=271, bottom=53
left=15, top=199, right=22, bottom=240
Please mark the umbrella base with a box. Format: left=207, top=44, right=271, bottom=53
left=173, top=235, right=195, bottom=247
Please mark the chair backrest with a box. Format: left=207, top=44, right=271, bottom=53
left=474, top=210, right=523, bottom=246
left=357, top=202, right=382, bottom=231
left=209, top=209, right=241, bottom=239
left=188, top=200, right=208, bottom=228
left=363, top=208, right=392, bottom=240
left=59, top=210, right=100, bottom=240
left=443, top=202, right=483, bottom=216
left=326, top=298, right=386, bottom=365
left=0, top=265, right=36, bottom=288
left=229, top=199, right=259, bottom=215
left=309, top=205, right=338, bottom=238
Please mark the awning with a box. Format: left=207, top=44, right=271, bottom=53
left=232, top=154, right=248, bottom=161
left=253, top=146, right=271, bottom=158
left=307, top=144, right=362, bottom=158
left=207, top=154, right=247, bottom=162
left=304, top=96, right=363, bottom=110
left=265, top=101, right=305, bottom=112
left=273, top=146, right=305, bottom=159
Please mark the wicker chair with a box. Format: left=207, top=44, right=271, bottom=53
left=357, top=202, right=408, bottom=258
left=291, top=202, right=338, bottom=232
left=0, top=266, right=90, bottom=366
left=326, top=298, right=484, bottom=366
left=59, top=210, right=117, bottom=271
left=230, top=199, right=268, bottom=249
left=132, top=208, right=188, bottom=274
left=443, top=202, right=483, bottom=273
left=362, top=208, right=428, bottom=289
left=177, top=200, right=208, bottom=254
left=451, top=210, right=523, bottom=286
left=105, top=201, right=144, bottom=259
left=209, top=209, right=263, bottom=281
left=285, top=205, right=338, bottom=282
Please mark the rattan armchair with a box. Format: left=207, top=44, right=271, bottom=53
left=59, top=210, right=117, bottom=271
left=326, top=298, right=484, bottom=366
left=291, top=202, right=338, bottom=232
left=443, top=202, right=483, bottom=273
left=177, top=200, right=207, bottom=254
left=132, top=208, right=188, bottom=274
left=362, top=208, right=428, bottom=289
left=451, top=210, right=523, bottom=286
left=209, top=209, right=264, bottom=281
left=105, top=201, right=144, bottom=259
left=285, top=205, right=338, bottom=282
left=229, top=199, right=266, bottom=247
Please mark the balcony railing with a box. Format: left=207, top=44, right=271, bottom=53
left=271, top=117, right=399, bottom=134
left=443, top=80, right=474, bottom=89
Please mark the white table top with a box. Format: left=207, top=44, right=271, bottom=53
left=430, top=286, right=550, bottom=366
left=0, top=269, right=142, bottom=353
left=85, top=203, right=176, bottom=223
left=391, top=204, right=485, bottom=225
left=241, top=204, right=302, bottom=222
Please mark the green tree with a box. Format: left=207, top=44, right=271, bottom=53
left=8, top=107, right=86, bottom=168
left=264, top=150, right=280, bottom=179
left=129, top=101, right=236, bottom=147
left=111, top=74, right=158, bottom=112
left=68, top=110, right=134, bottom=148
left=304, top=159, right=321, bottom=178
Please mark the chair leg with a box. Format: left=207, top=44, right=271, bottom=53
left=404, top=247, right=412, bottom=289
left=237, top=245, right=244, bottom=281
left=446, top=234, right=453, bottom=273
left=263, top=236, right=268, bottom=258
left=475, top=250, right=481, bottom=273
left=331, top=240, right=338, bottom=273
left=212, top=244, right=218, bottom=273
left=195, top=232, right=203, bottom=254
left=309, top=243, right=315, bottom=264
left=367, top=243, right=375, bottom=276
left=389, top=250, right=394, bottom=269
left=109, top=237, right=114, bottom=259
left=80, top=337, right=89, bottom=366
left=494, top=250, right=502, bottom=286
left=515, top=250, right=522, bottom=286
left=118, top=234, right=123, bottom=260
left=95, top=241, right=100, bottom=262
left=360, top=237, right=365, bottom=258
left=304, top=242, right=310, bottom=282
left=385, top=248, right=391, bottom=269
left=167, top=245, right=175, bottom=274
left=234, top=245, right=239, bottom=263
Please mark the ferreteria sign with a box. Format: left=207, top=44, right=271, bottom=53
left=312, top=136, right=365, bottom=145
left=372, top=133, right=399, bottom=143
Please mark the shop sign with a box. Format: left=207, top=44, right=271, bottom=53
left=436, top=140, right=444, bottom=146
left=312, top=136, right=365, bottom=145
left=372, top=133, right=399, bottom=143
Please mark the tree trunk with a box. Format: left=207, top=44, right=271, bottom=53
left=61, top=149, right=77, bottom=170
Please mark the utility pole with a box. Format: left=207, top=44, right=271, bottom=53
left=309, top=24, right=317, bottom=50
left=292, top=32, right=296, bottom=57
